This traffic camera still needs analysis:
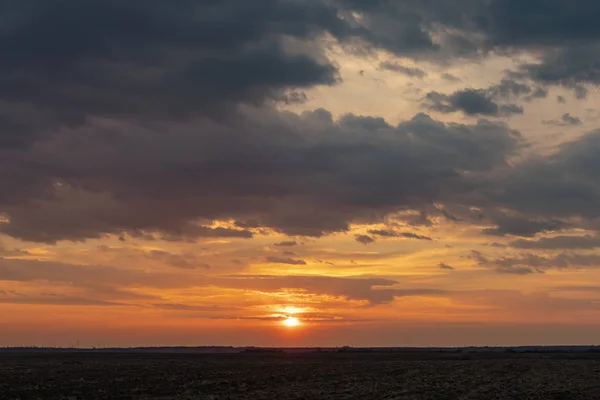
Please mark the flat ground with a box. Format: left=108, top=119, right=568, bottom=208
left=2, top=352, right=600, bottom=399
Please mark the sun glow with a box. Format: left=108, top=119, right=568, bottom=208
left=283, top=316, right=300, bottom=327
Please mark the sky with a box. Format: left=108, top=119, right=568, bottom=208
left=3, top=0, right=600, bottom=348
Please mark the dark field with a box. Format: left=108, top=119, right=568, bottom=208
left=2, top=352, right=600, bottom=399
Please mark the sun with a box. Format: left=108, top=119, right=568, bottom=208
left=282, top=316, right=300, bottom=327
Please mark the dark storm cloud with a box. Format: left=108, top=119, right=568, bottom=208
left=0, top=0, right=356, bottom=148
left=378, top=61, right=427, bottom=78
left=8, top=0, right=599, bottom=152
left=0, top=0, right=509, bottom=151
left=424, top=90, right=523, bottom=117
left=477, top=0, right=600, bottom=47
left=342, top=0, right=600, bottom=92
left=3, top=0, right=600, bottom=245
left=0, top=110, right=520, bottom=242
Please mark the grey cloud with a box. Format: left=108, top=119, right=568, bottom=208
left=509, top=235, right=600, bottom=250
left=562, top=114, right=583, bottom=125
left=543, top=113, right=583, bottom=126
left=1, top=0, right=519, bottom=153
left=439, top=263, right=455, bottom=270
left=234, top=220, right=261, bottom=229
left=0, top=110, right=520, bottom=242
left=518, top=46, right=600, bottom=94
left=379, top=61, right=427, bottom=78
left=523, top=87, right=549, bottom=102
left=6, top=0, right=600, bottom=246
left=404, top=211, right=434, bottom=226
left=364, top=229, right=431, bottom=240
left=482, top=214, right=565, bottom=237
left=355, top=235, right=376, bottom=245
left=485, top=128, right=600, bottom=224
left=273, top=241, right=298, bottom=247
left=338, top=113, right=391, bottom=130
left=342, top=1, right=600, bottom=93
left=265, top=256, right=307, bottom=265
left=440, top=73, right=461, bottom=82
left=471, top=250, right=600, bottom=274
left=424, top=89, right=523, bottom=117
left=488, top=79, right=535, bottom=99
left=439, top=208, right=460, bottom=222
left=400, top=232, right=433, bottom=241
left=368, top=229, right=397, bottom=237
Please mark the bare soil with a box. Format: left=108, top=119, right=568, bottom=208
left=2, top=352, right=600, bottom=399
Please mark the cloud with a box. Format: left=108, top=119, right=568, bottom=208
left=543, top=113, right=583, bottom=126
left=355, top=235, right=376, bottom=245
left=400, top=232, right=433, bottom=241
left=219, top=274, right=444, bottom=305
left=0, top=296, right=126, bottom=307
left=482, top=214, right=565, bottom=237
left=4, top=0, right=600, bottom=250
left=509, top=235, right=600, bottom=250
left=0, top=0, right=359, bottom=149
left=265, top=256, right=307, bottom=265
left=368, top=229, right=397, bottom=237
left=152, top=303, right=236, bottom=312
left=273, top=241, right=298, bottom=247
left=144, top=250, right=210, bottom=270
left=0, top=109, right=520, bottom=242
left=471, top=250, right=600, bottom=274
left=482, top=128, right=600, bottom=225
left=379, top=61, right=426, bottom=78
left=365, top=229, right=431, bottom=240
left=440, top=73, right=461, bottom=82
left=517, top=46, right=600, bottom=96
left=439, top=263, right=455, bottom=270
left=0, top=257, right=446, bottom=305
left=424, top=89, right=523, bottom=117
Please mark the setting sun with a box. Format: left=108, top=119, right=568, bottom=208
left=282, top=316, right=300, bottom=327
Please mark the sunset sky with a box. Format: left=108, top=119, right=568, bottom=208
left=3, top=0, right=600, bottom=348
